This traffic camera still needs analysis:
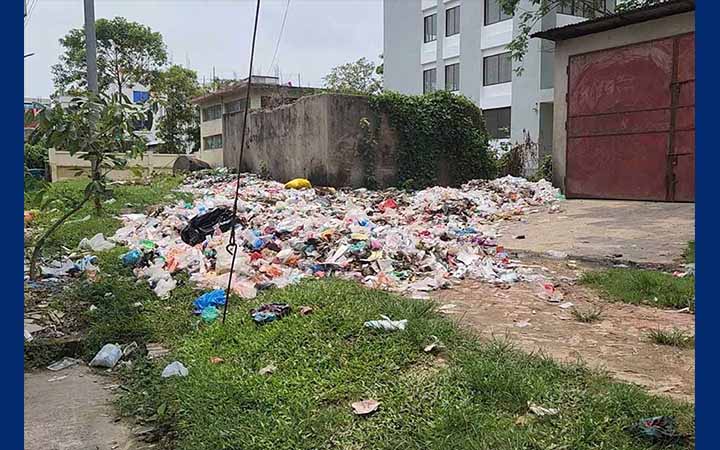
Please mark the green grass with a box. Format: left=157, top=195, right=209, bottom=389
left=571, top=306, right=605, bottom=324
left=25, top=175, right=189, bottom=255
left=68, top=273, right=690, bottom=450
left=580, top=269, right=695, bottom=311
left=647, top=328, right=694, bottom=349
left=683, top=241, right=695, bottom=264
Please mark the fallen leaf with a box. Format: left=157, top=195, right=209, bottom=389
left=210, top=357, right=224, bottom=364
left=351, top=399, right=380, bottom=415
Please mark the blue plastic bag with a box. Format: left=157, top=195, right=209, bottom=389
left=121, top=249, right=142, bottom=267
left=193, top=289, right=226, bottom=311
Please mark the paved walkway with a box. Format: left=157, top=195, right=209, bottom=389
left=497, top=199, right=694, bottom=266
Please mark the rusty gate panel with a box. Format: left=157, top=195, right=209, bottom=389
left=566, top=33, right=694, bottom=202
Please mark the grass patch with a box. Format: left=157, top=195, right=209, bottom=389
left=647, top=328, right=694, bottom=349
left=571, top=306, right=604, bottom=323
left=580, top=269, right=694, bottom=310
left=24, top=175, right=189, bottom=256
left=95, top=277, right=694, bottom=450
left=683, top=241, right=695, bottom=264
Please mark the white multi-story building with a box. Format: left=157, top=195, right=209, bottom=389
left=384, top=0, right=617, bottom=159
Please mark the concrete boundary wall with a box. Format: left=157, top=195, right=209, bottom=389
left=223, top=93, right=399, bottom=188
left=48, top=148, right=223, bottom=182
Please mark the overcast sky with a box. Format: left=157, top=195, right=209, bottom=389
left=24, top=0, right=383, bottom=97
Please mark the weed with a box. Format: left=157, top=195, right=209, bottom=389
left=571, top=306, right=604, bottom=323
left=647, top=328, right=694, bottom=349
left=581, top=269, right=694, bottom=310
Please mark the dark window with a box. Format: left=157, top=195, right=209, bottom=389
left=424, top=14, right=437, bottom=43
left=483, top=52, right=512, bottom=86
left=225, top=98, right=246, bottom=114
left=446, top=6, right=460, bottom=36
left=558, top=0, right=615, bottom=18
left=483, top=107, right=511, bottom=139
left=202, top=104, right=222, bottom=122
left=423, top=68, right=437, bottom=94
left=484, top=0, right=512, bottom=26
left=203, top=134, right=223, bottom=150
left=445, top=63, right=460, bottom=92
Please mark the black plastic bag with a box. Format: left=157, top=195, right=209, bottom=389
left=181, top=207, right=237, bottom=246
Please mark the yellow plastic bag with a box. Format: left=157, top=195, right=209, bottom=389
left=284, top=178, right=312, bottom=190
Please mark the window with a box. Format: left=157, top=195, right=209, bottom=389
left=445, top=6, right=460, bottom=36
left=225, top=99, right=247, bottom=114
left=424, top=14, right=437, bottom=43
left=558, top=0, right=615, bottom=18
left=133, top=91, right=150, bottom=103
left=203, top=134, right=223, bottom=150
left=202, top=104, right=222, bottom=122
left=484, top=0, right=512, bottom=26
left=483, top=52, right=512, bottom=86
left=445, top=63, right=460, bottom=92
left=483, top=107, right=511, bottom=139
left=423, top=68, right=437, bottom=94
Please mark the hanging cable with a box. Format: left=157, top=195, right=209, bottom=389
left=222, top=0, right=262, bottom=324
left=268, top=0, right=291, bottom=75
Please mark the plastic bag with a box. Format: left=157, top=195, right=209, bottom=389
left=89, top=343, right=122, bottom=368
left=161, top=361, right=189, bottom=378
left=364, top=315, right=407, bottom=331
left=121, top=249, right=143, bottom=267
left=194, top=289, right=226, bottom=311
left=79, top=233, right=115, bottom=252
left=201, top=306, right=220, bottom=323
left=284, top=178, right=312, bottom=190
left=181, top=208, right=237, bottom=246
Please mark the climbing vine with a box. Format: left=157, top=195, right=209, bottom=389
left=358, top=116, right=379, bottom=189
left=369, top=91, right=495, bottom=189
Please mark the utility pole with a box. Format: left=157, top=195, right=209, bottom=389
left=83, top=0, right=98, bottom=94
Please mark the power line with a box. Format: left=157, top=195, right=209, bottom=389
left=268, top=0, right=291, bottom=75
left=24, top=0, right=39, bottom=28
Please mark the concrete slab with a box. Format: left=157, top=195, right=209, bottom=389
left=498, top=200, right=694, bottom=265
left=24, top=365, right=140, bottom=450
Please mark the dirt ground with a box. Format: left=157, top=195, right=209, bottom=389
left=434, top=257, right=695, bottom=402
left=497, top=199, right=695, bottom=266
left=24, top=365, right=142, bottom=450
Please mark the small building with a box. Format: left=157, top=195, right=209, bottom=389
left=191, top=76, right=317, bottom=165
left=533, top=0, right=695, bottom=202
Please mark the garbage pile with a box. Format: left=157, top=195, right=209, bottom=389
left=111, top=173, right=560, bottom=299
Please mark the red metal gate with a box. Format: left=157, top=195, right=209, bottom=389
left=565, top=33, right=695, bottom=201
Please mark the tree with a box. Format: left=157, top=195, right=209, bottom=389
left=499, top=0, right=666, bottom=72
left=153, top=65, right=202, bottom=154
left=28, top=93, right=148, bottom=279
left=323, top=57, right=383, bottom=96
left=52, top=17, right=168, bottom=95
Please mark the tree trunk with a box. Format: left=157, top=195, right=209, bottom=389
left=28, top=194, right=91, bottom=280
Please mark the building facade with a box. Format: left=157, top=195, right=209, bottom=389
left=383, top=0, right=616, bottom=159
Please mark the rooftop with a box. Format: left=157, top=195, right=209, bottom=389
left=532, top=0, right=694, bottom=42
left=192, top=76, right=313, bottom=105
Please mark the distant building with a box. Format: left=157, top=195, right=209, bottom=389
left=191, top=76, right=316, bottom=157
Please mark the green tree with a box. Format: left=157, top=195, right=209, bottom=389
left=52, top=17, right=168, bottom=95
left=323, top=57, right=383, bottom=95
left=499, top=0, right=665, bottom=72
left=153, top=65, right=202, bottom=154
left=28, top=93, right=148, bottom=279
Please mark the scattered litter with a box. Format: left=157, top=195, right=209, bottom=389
left=66, top=214, right=91, bottom=225
left=626, top=416, right=685, bottom=443
left=41, top=255, right=99, bottom=278
left=514, top=235, right=526, bottom=239
left=111, top=173, right=559, bottom=299
left=47, top=357, right=82, bottom=371
left=515, top=320, right=531, bottom=328
left=121, top=249, right=143, bottom=267
left=79, top=233, right=115, bottom=252
left=193, top=289, right=226, bottom=312
left=545, top=250, right=567, bottom=260
left=250, top=303, right=291, bottom=324
left=528, top=402, right=559, bottom=416
left=89, top=304, right=98, bottom=312
left=299, top=306, right=314, bottom=316
left=558, top=302, right=574, bottom=309
left=437, top=304, right=457, bottom=313
left=161, top=361, right=189, bottom=378
left=122, top=341, right=139, bottom=358
left=351, top=399, right=380, bottom=416
left=423, top=336, right=444, bottom=353
left=24, top=329, right=33, bottom=342
left=89, top=344, right=123, bottom=369
left=210, top=357, right=224, bottom=364
left=48, top=375, right=68, bottom=382
left=201, top=306, right=219, bottom=323
left=146, top=343, right=170, bottom=360
left=284, top=178, right=312, bottom=190
left=672, top=307, right=691, bottom=314
left=258, top=364, right=277, bottom=375
left=364, top=315, right=407, bottom=331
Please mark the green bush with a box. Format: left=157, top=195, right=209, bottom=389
left=370, top=91, right=495, bottom=189
left=24, top=143, right=48, bottom=170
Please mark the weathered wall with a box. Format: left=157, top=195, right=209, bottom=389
left=551, top=11, right=695, bottom=191
left=223, top=94, right=398, bottom=188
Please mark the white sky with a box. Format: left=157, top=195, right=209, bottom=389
left=24, top=0, right=383, bottom=97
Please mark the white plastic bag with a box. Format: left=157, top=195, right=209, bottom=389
left=161, top=361, right=189, bottom=378
left=79, top=233, right=116, bottom=252
left=89, top=343, right=122, bottom=368
left=364, top=315, right=407, bottom=331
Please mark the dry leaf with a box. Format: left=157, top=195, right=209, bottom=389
left=351, top=399, right=380, bottom=415
left=210, top=357, right=224, bottom=364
